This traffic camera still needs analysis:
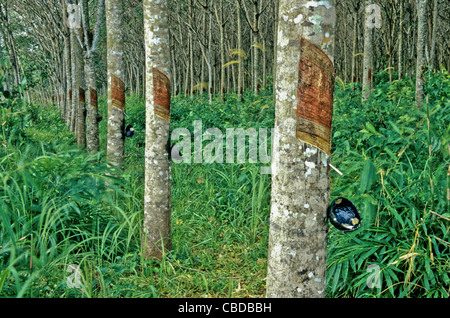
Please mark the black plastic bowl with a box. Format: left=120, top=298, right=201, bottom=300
left=327, top=197, right=361, bottom=232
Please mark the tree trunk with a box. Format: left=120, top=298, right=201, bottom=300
left=142, top=0, right=172, bottom=260
left=75, top=27, right=86, bottom=149
left=266, top=0, right=336, bottom=298
left=237, top=0, right=243, bottom=101
left=362, top=0, right=374, bottom=102
left=429, top=0, right=438, bottom=71
left=70, top=28, right=78, bottom=133
left=106, top=0, right=125, bottom=169
left=84, top=0, right=104, bottom=153
left=351, top=9, right=357, bottom=84
left=85, top=54, right=100, bottom=153
left=415, top=0, right=427, bottom=108
left=64, top=35, right=71, bottom=124
left=398, top=0, right=403, bottom=80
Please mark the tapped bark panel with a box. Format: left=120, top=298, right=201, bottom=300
left=296, top=117, right=331, bottom=155
left=153, top=68, right=171, bottom=121
left=296, top=37, right=335, bottom=155
left=89, top=87, right=98, bottom=109
left=79, top=87, right=85, bottom=104
left=111, top=74, right=125, bottom=111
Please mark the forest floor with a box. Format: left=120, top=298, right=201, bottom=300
left=0, top=71, right=449, bottom=298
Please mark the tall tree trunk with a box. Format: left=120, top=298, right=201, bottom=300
left=85, top=55, right=100, bottom=153
left=75, top=27, right=86, bottom=149
left=64, top=36, right=71, bottom=124
left=70, top=28, right=78, bottom=133
left=214, top=0, right=225, bottom=99
left=415, top=0, right=427, bottom=108
left=266, top=0, right=336, bottom=298
left=188, top=0, right=194, bottom=99
left=142, top=0, right=172, bottom=260
left=351, top=9, right=357, bottom=84
left=83, top=0, right=104, bottom=153
left=429, top=0, right=438, bottom=71
left=237, top=0, right=243, bottom=101
left=106, top=0, right=125, bottom=169
left=398, top=0, right=403, bottom=80
left=362, top=0, right=374, bottom=102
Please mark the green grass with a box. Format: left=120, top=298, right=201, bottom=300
left=0, top=71, right=449, bottom=298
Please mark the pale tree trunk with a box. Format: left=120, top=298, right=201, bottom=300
left=415, top=0, right=427, bottom=108
left=236, top=0, right=243, bottom=101
left=106, top=0, right=125, bottom=169
left=214, top=0, right=225, bottom=98
left=351, top=9, right=357, bottom=83
left=85, top=55, right=99, bottom=153
left=82, top=0, right=104, bottom=154
left=188, top=0, right=194, bottom=99
left=70, top=28, right=78, bottom=133
left=362, top=0, right=374, bottom=102
left=429, top=0, right=438, bottom=71
left=64, top=36, right=71, bottom=125
left=266, top=0, right=336, bottom=298
left=398, top=0, right=403, bottom=80
left=75, top=27, right=86, bottom=149
left=142, top=0, right=172, bottom=260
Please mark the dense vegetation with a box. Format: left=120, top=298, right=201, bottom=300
left=0, top=69, right=449, bottom=297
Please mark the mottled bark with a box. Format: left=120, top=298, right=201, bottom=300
left=398, top=0, right=403, bottom=80
left=266, top=0, right=335, bottom=298
left=106, top=0, right=125, bottom=168
left=237, top=0, right=243, bottom=101
left=429, top=0, right=438, bottom=70
left=83, top=0, right=104, bottom=153
left=70, top=28, right=78, bottom=134
left=142, top=0, right=172, bottom=260
left=85, top=55, right=99, bottom=153
left=362, top=0, right=374, bottom=102
left=64, top=35, right=71, bottom=125
left=76, top=34, right=86, bottom=149
left=214, top=0, right=225, bottom=98
left=415, top=0, right=427, bottom=108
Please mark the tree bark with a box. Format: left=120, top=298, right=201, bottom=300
left=83, top=0, right=104, bottom=154
left=362, top=0, right=374, bottom=102
left=429, top=0, right=438, bottom=71
left=266, top=0, right=336, bottom=298
left=106, top=0, right=125, bottom=169
left=415, top=0, right=427, bottom=108
left=142, top=0, right=172, bottom=260
left=398, top=0, right=403, bottom=80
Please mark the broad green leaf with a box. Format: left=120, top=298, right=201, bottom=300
left=360, top=160, right=377, bottom=193
left=331, top=262, right=342, bottom=293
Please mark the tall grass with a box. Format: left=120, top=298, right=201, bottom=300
left=326, top=69, right=450, bottom=297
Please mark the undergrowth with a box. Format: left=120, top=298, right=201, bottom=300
left=0, top=70, right=449, bottom=298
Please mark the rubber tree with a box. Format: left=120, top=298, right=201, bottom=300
left=266, top=0, right=336, bottom=298
left=362, top=0, right=374, bottom=102
left=142, top=0, right=172, bottom=260
left=415, top=0, right=427, bottom=109
left=81, top=0, right=104, bottom=154
left=106, top=0, right=125, bottom=169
